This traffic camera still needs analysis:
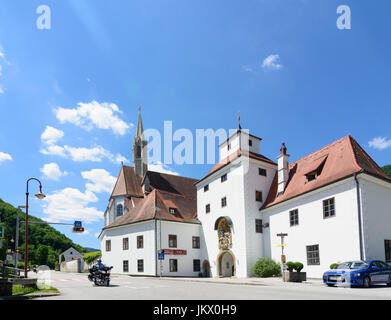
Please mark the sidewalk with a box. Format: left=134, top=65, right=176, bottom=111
left=139, top=276, right=324, bottom=287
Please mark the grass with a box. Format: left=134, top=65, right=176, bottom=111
left=12, top=284, right=59, bottom=296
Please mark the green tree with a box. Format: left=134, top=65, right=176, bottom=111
left=36, top=245, right=50, bottom=266
left=382, top=165, right=391, bottom=177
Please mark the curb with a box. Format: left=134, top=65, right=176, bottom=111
left=147, top=277, right=266, bottom=286
left=1, top=292, right=61, bottom=300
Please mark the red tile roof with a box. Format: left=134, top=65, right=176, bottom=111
left=103, top=189, right=199, bottom=230
left=197, top=149, right=277, bottom=184
left=262, top=135, right=391, bottom=209
left=104, top=169, right=198, bottom=230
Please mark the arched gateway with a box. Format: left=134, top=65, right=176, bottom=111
left=214, top=217, right=236, bottom=277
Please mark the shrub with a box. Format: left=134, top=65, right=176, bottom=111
left=330, top=263, right=339, bottom=270
left=286, top=261, right=295, bottom=272
left=293, top=262, right=304, bottom=272
left=83, top=251, right=102, bottom=265
left=17, top=262, right=24, bottom=269
left=253, top=258, right=281, bottom=277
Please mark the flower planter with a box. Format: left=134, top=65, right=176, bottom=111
left=283, top=271, right=307, bottom=283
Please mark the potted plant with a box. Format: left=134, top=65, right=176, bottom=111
left=283, top=261, right=306, bottom=282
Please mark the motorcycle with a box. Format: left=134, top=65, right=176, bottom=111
left=88, top=260, right=113, bottom=287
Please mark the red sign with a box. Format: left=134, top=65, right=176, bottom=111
left=163, top=249, right=187, bottom=255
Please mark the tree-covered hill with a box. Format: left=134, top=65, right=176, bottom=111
left=0, top=198, right=87, bottom=268
left=382, top=165, right=391, bottom=177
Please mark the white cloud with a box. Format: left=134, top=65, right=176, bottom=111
left=0, top=86, right=4, bottom=94
left=41, top=188, right=102, bottom=223
left=262, top=54, right=283, bottom=70
left=54, top=101, right=132, bottom=135
left=41, top=126, right=64, bottom=145
left=64, top=145, right=112, bottom=162
left=81, top=169, right=116, bottom=193
left=40, top=162, right=67, bottom=181
left=148, top=161, right=179, bottom=175
left=368, top=137, right=391, bottom=150
left=0, top=151, right=12, bottom=163
left=241, top=65, right=253, bottom=72
left=40, top=145, right=67, bottom=157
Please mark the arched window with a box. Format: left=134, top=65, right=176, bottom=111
left=117, top=204, right=123, bottom=217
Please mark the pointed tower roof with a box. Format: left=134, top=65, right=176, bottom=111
left=135, top=105, right=145, bottom=140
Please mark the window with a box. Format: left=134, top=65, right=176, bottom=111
left=221, top=197, right=227, bottom=208
left=169, top=208, right=176, bottom=214
left=204, top=184, right=209, bottom=192
left=255, top=191, right=263, bottom=202
left=137, top=235, right=143, bottom=248
left=227, top=144, right=231, bottom=151
left=123, top=260, right=129, bottom=272
left=123, top=237, right=129, bottom=250
left=137, top=259, right=144, bottom=272
left=205, top=204, right=210, bottom=214
left=255, top=219, right=263, bottom=233
left=249, top=139, right=253, bottom=147
left=117, top=204, right=123, bottom=217
left=259, top=168, right=267, bottom=176
left=306, top=245, right=320, bottom=265
left=385, top=240, right=391, bottom=262
left=169, top=235, right=177, bottom=248
left=221, top=174, right=227, bottom=183
left=136, top=146, right=141, bottom=157
left=192, top=236, right=200, bottom=249
left=306, top=172, right=317, bottom=183
left=193, top=259, right=201, bottom=272
left=323, top=198, right=335, bottom=218
left=105, top=240, right=111, bottom=252
left=170, top=259, right=178, bottom=272
left=290, top=209, right=299, bottom=226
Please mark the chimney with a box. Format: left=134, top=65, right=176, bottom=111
left=277, top=142, right=289, bottom=195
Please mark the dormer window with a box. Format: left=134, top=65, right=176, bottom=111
left=306, top=172, right=317, bottom=183
left=169, top=208, right=176, bottom=214
left=116, top=204, right=123, bottom=217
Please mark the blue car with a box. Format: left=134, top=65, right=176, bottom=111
left=323, top=260, right=391, bottom=288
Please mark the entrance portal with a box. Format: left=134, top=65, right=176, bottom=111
left=218, top=251, right=235, bottom=277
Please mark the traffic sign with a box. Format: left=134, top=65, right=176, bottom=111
left=281, top=255, right=286, bottom=263
left=158, top=253, right=165, bottom=260
left=74, top=221, right=82, bottom=228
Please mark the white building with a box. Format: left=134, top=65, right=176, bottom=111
left=99, top=110, right=391, bottom=278
left=59, top=247, right=84, bottom=264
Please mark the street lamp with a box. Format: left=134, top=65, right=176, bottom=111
left=24, top=178, right=45, bottom=278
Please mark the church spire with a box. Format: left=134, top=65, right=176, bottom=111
left=133, top=105, right=148, bottom=177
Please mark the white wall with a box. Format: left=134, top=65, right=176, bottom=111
left=243, top=158, right=277, bottom=276
left=261, top=177, right=361, bottom=278
left=100, top=220, right=156, bottom=276
left=197, top=159, right=249, bottom=277
left=100, top=219, right=203, bottom=277
left=157, top=220, right=203, bottom=277
left=360, top=175, right=391, bottom=262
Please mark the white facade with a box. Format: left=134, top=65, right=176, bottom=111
left=100, top=220, right=203, bottom=276
left=59, top=247, right=84, bottom=263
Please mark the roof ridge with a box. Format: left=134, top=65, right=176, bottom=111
left=148, top=170, right=198, bottom=181
left=289, top=135, right=350, bottom=166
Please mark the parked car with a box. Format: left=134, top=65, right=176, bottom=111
left=323, top=260, right=391, bottom=288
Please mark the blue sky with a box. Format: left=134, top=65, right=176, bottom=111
left=0, top=0, right=390, bottom=249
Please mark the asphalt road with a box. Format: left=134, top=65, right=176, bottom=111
left=31, top=271, right=391, bottom=300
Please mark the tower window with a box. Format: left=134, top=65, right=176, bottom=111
left=221, top=197, right=227, bottom=208
left=204, top=184, right=209, bottom=192
left=116, top=204, right=123, bottom=217
left=249, top=139, right=253, bottom=147
left=221, top=174, right=227, bottom=183
left=205, top=204, right=210, bottom=214
left=136, top=146, right=141, bottom=157
left=259, top=168, right=267, bottom=176
left=255, top=191, right=263, bottom=202
left=227, top=144, right=231, bottom=151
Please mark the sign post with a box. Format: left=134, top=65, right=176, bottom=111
left=276, top=233, right=288, bottom=281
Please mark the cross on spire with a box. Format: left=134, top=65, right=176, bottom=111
left=238, top=110, right=242, bottom=130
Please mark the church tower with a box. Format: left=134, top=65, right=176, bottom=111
left=133, top=106, right=148, bottom=177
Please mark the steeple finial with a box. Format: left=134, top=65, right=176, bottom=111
left=238, top=110, right=241, bottom=130
left=138, top=105, right=141, bottom=112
